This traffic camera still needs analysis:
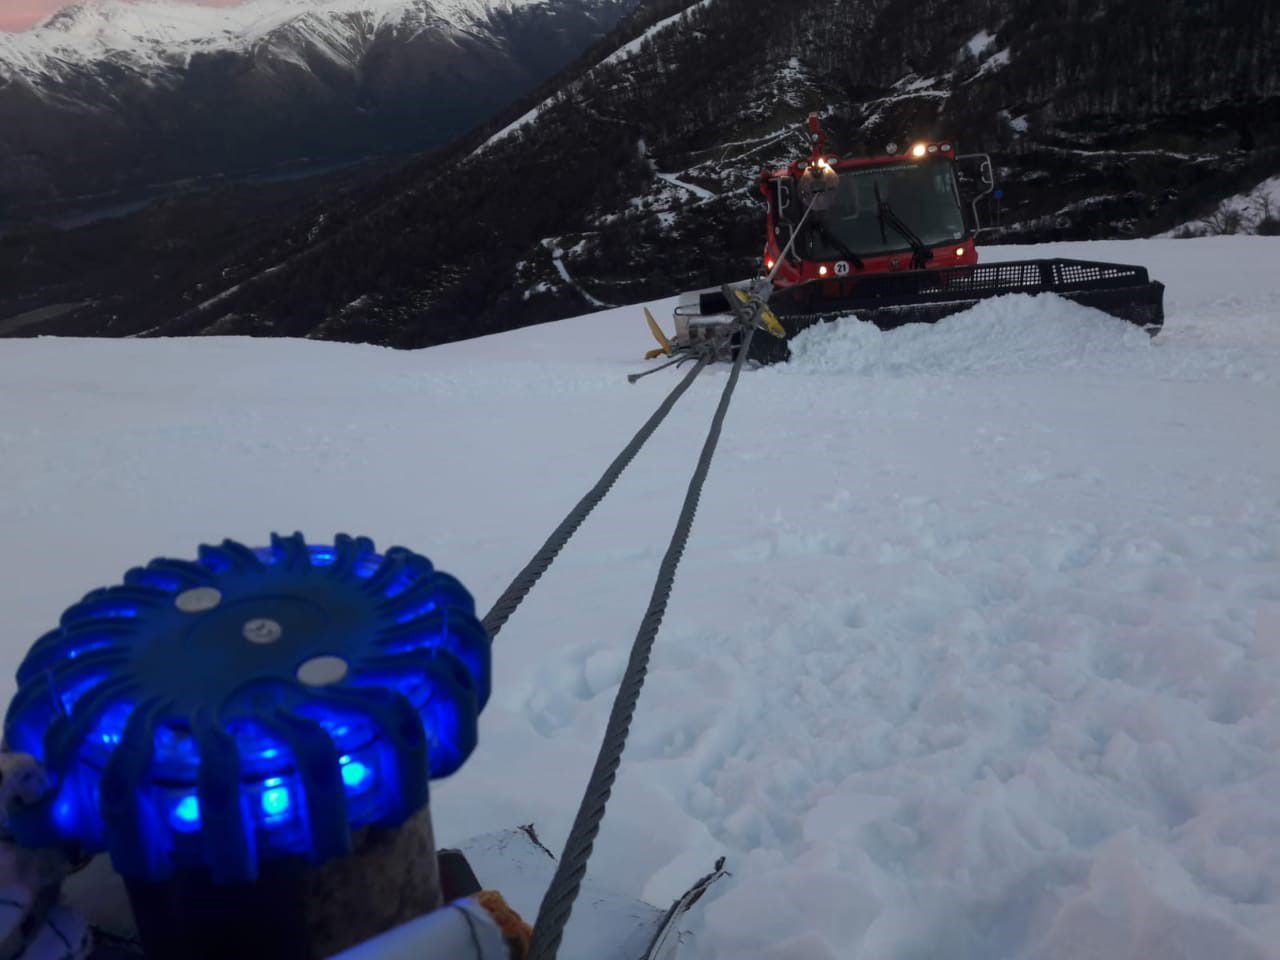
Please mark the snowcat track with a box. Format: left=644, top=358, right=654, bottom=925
left=698, top=259, right=1165, bottom=365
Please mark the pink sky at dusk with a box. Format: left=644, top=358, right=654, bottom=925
left=0, top=0, right=240, bottom=32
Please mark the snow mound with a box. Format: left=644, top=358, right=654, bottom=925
left=783, top=293, right=1152, bottom=377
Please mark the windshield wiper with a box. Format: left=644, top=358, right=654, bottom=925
left=809, top=221, right=864, bottom=270
left=874, top=184, right=932, bottom=269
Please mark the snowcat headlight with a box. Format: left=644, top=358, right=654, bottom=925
left=911, top=143, right=927, bottom=158
left=940, top=142, right=953, bottom=152
left=818, top=265, right=829, bottom=276
left=766, top=258, right=775, bottom=270
left=955, top=246, right=966, bottom=257
left=927, top=144, right=939, bottom=153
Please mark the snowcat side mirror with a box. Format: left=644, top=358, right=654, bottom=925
left=774, top=177, right=793, bottom=215
left=769, top=178, right=803, bottom=262
left=955, top=152, right=996, bottom=234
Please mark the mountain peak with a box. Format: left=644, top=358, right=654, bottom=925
left=2, top=0, right=535, bottom=73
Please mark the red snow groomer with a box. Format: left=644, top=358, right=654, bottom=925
left=645, top=114, right=1165, bottom=365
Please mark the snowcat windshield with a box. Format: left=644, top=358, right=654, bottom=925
left=776, top=158, right=967, bottom=260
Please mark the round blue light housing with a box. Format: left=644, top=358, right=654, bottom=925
left=4, top=533, right=491, bottom=883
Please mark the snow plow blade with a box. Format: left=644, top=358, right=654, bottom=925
left=644, top=307, right=674, bottom=358
left=694, top=259, right=1164, bottom=365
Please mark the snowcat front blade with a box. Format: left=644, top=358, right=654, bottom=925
left=699, top=259, right=1165, bottom=365
left=728, top=287, right=787, bottom=338
left=644, top=307, right=674, bottom=357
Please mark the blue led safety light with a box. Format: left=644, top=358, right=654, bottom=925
left=3, top=533, right=491, bottom=884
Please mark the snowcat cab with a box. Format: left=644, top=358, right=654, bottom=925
left=652, top=114, right=1165, bottom=366
left=764, top=130, right=975, bottom=286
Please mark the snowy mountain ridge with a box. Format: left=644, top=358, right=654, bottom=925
left=0, top=0, right=543, bottom=79
left=0, top=0, right=632, bottom=217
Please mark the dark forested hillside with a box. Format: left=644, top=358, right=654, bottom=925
left=6, top=0, right=1277, bottom=346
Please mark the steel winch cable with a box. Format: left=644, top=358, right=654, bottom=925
left=481, top=350, right=711, bottom=640
left=526, top=326, right=756, bottom=960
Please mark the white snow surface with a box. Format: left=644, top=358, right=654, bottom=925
left=968, top=46, right=1010, bottom=80
left=965, top=29, right=995, bottom=58
left=477, top=101, right=547, bottom=151
left=2, top=236, right=1279, bottom=959
left=1000, top=109, right=1029, bottom=134
left=653, top=171, right=714, bottom=202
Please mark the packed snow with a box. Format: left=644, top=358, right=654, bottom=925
left=1, top=236, right=1278, bottom=959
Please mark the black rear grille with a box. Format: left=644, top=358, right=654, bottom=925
left=797, top=259, right=1155, bottom=306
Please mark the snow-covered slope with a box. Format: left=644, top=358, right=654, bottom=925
left=2, top=236, right=1278, bottom=958
left=1163, top=174, right=1280, bottom=239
